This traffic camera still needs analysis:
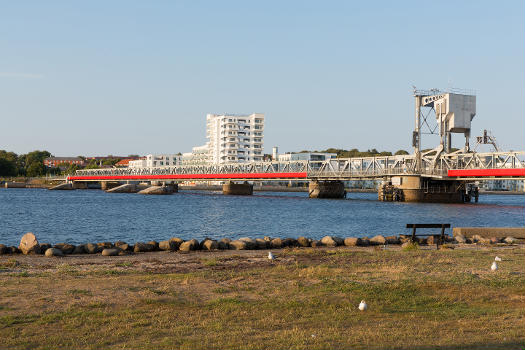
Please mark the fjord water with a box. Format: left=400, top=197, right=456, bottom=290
left=0, top=188, right=523, bottom=246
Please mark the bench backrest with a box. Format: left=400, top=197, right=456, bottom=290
left=406, top=224, right=451, bottom=229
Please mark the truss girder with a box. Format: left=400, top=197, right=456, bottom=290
left=72, top=151, right=525, bottom=181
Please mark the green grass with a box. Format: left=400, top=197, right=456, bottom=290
left=0, top=247, right=523, bottom=349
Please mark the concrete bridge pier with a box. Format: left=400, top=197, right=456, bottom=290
left=222, top=181, right=253, bottom=195
left=72, top=181, right=88, bottom=189
left=165, top=183, right=178, bottom=193
left=378, top=176, right=473, bottom=203
left=100, top=181, right=121, bottom=191
left=308, top=181, right=346, bottom=199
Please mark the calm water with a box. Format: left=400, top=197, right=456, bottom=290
left=0, top=188, right=523, bottom=246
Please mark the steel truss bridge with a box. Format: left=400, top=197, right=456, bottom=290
left=69, top=151, right=525, bottom=182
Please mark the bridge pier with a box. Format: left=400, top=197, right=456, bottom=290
left=72, top=181, right=88, bottom=189
left=222, top=182, right=253, bottom=195
left=378, top=176, right=475, bottom=203
left=100, top=181, right=121, bottom=191
left=308, top=181, right=346, bottom=199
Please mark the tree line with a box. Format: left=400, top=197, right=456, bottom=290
left=0, top=150, right=125, bottom=177
left=298, top=148, right=410, bottom=158
left=0, top=150, right=53, bottom=177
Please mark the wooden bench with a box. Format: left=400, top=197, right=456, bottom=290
left=406, top=224, right=451, bottom=248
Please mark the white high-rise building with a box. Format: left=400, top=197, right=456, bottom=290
left=183, top=113, right=264, bottom=164
left=206, top=113, right=264, bottom=163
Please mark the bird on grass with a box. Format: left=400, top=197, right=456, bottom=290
left=358, top=300, right=367, bottom=311
left=268, top=251, right=275, bottom=260
left=494, top=256, right=502, bottom=262
left=491, top=261, right=498, bottom=271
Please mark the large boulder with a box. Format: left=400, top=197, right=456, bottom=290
left=97, top=242, right=113, bottom=249
left=179, top=239, right=199, bottom=252
left=134, top=242, right=155, bottom=253
left=114, top=240, right=127, bottom=247
left=8, top=246, right=21, bottom=254
left=385, top=236, right=400, bottom=245
left=370, top=235, right=386, bottom=245
left=270, top=238, right=283, bottom=249
left=147, top=241, right=159, bottom=251
left=282, top=238, right=299, bottom=247
left=45, top=248, right=64, bottom=257
left=218, top=238, right=231, bottom=250
left=454, top=234, right=467, bottom=244
left=201, top=239, right=219, bottom=251
left=344, top=237, right=360, bottom=246
left=101, top=248, right=120, bottom=256
left=85, top=243, right=101, bottom=254
left=239, top=237, right=257, bottom=249
left=311, top=240, right=323, bottom=247
left=297, top=236, right=311, bottom=247
left=489, top=237, right=499, bottom=245
left=426, top=236, right=437, bottom=245
left=255, top=238, right=269, bottom=249
left=321, top=236, right=340, bottom=247
left=358, top=237, right=370, bottom=246
left=54, top=243, right=75, bottom=255
left=115, top=241, right=132, bottom=251
left=19, top=233, right=41, bottom=255
left=229, top=240, right=247, bottom=250
left=504, top=236, right=519, bottom=244
left=72, top=244, right=86, bottom=254
left=159, top=240, right=178, bottom=251
left=169, top=237, right=184, bottom=250
left=471, top=235, right=491, bottom=244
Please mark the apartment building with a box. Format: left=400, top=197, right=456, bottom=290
left=43, top=157, right=85, bottom=167
left=206, top=113, right=264, bottom=163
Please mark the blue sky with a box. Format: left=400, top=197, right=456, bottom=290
left=1, top=0, right=523, bottom=156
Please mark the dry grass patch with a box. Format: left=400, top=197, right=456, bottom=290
left=0, top=246, right=523, bottom=349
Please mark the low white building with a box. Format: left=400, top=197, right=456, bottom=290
left=129, top=154, right=182, bottom=168
left=181, top=145, right=211, bottom=165
left=277, top=152, right=337, bottom=162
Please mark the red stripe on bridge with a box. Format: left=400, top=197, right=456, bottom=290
left=68, top=172, right=308, bottom=181
left=448, top=169, right=525, bottom=177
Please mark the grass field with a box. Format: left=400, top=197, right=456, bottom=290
left=0, top=246, right=524, bottom=349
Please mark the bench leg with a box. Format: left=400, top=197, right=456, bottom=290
left=439, top=225, right=446, bottom=248
left=412, top=227, right=416, bottom=242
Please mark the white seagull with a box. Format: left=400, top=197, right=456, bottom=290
left=491, top=261, right=498, bottom=271
left=358, top=300, right=367, bottom=311
left=494, top=256, right=502, bottom=262
left=268, top=252, right=275, bottom=260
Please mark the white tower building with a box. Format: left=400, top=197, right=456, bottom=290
left=206, top=113, right=264, bottom=163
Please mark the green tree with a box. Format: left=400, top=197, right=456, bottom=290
left=395, top=149, right=410, bottom=155
left=24, top=150, right=51, bottom=166
left=84, top=162, right=100, bottom=169
left=63, top=163, right=80, bottom=175
left=0, top=157, right=17, bottom=176
left=26, top=162, right=46, bottom=177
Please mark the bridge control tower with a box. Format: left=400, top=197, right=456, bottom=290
left=379, top=88, right=480, bottom=202
left=413, top=88, right=476, bottom=168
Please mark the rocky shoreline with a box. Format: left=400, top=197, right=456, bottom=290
left=1, top=232, right=522, bottom=258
